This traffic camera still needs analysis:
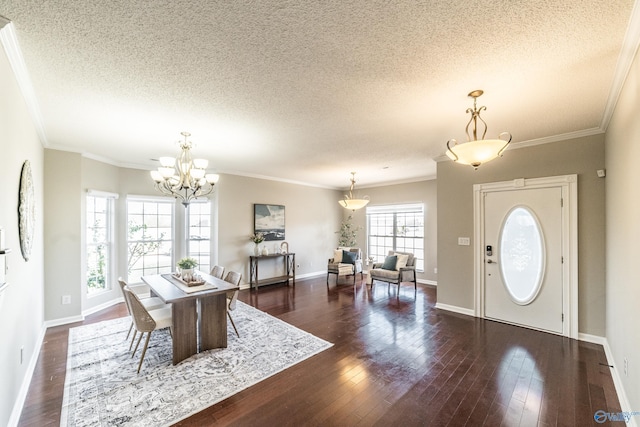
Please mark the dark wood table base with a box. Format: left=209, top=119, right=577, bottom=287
left=142, top=273, right=239, bottom=365
left=199, top=293, right=228, bottom=351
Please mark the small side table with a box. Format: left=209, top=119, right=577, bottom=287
left=249, top=252, right=296, bottom=291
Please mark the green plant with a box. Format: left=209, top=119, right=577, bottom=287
left=177, top=257, right=198, bottom=269
left=336, top=215, right=362, bottom=247
left=250, top=232, right=265, bottom=244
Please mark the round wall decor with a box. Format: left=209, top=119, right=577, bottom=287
left=18, top=160, right=35, bottom=261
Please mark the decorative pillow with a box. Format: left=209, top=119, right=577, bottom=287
left=395, top=253, right=409, bottom=269
left=342, top=250, right=357, bottom=265
left=333, top=249, right=343, bottom=263
left=381, top=255, right=398, bottom=271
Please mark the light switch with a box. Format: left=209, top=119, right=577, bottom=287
left=458, top=237, right=470, bottom=246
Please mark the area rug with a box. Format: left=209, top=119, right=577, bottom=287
left=60, top=301, right=333, bottom=426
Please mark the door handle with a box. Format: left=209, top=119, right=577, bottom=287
left=487, top=259, right=498, bottom=264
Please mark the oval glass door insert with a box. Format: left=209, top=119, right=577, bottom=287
left=499, top=206, right=545, bottom=305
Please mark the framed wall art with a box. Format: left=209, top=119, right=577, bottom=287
left=18, top=160, right=35, bottom=261
left=254, top=204, right=285, bottom=241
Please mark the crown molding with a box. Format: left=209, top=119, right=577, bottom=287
left=79, top=151, right=339, bottom=190
left=601, top=0, right=640, bottom=130
left=433, top=127, right=605, bottom=163
left=0, top=21, right=49, bottom=147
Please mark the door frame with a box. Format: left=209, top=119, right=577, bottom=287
left=473, top=175, right=578, bottom=338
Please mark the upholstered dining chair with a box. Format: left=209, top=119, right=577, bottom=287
left=122, top=285, right=173, bottom=373
left=210, top=265, right=225, bottom=279
left=223, top=271, right=242, bottom=337
left=118, top=279, right=167, bottom=349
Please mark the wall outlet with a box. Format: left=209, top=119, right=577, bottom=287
left=624, top=357, right=628, bottom=377
left=62, top=295, right=71, bottom=305
left=434, top=267, right=438, bottom=274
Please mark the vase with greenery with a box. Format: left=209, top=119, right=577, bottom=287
left=177, top=257, right=198, bottom=281
left=336, top=214, right=362, bottom=247
left=250, top=232, right=265, bottom=255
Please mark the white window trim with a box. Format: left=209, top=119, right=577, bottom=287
left=126, top=196, right=176, bottom=284
left=85, top=193, right=115, bottom=297
left=87, top=189, right=119, bottom=199
left=366, top=203, right=425, bottom=272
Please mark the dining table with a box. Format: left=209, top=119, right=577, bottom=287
left=141, top=270, right=239, bottom=365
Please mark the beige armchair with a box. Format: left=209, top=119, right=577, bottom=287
left=327, top=248, right=363, bottom=285
left=369, top=250, right=417, bottom=290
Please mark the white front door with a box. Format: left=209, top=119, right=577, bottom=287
left=484, top=187, right=563, bottom=333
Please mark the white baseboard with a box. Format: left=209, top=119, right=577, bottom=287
left=82, top=297, right=123, bottom=317
left=296, top=271, right=326, bottom=280
left=434, top=302, right=474, bottom=317
left=238, top=271, right=326, bottom=290
left=8, top=324, right=47, bottom=427
left=578, top=333, right=636, bottom=426
left=578, top=332, right=607, bottom=345
left=419, top=279, right=437, bottom=286
left=600, top=338, right=637, bottom=427
left=44, top=314, right=84, bottom=328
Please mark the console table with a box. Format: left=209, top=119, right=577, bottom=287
left=249, top=252, right=295, bottom=291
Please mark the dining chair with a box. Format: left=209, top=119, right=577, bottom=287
left=223, top=271, right=242, bottom=337
left=118, top=278, right=170, bottom=350
left=210, top=265, right=225, bottom=279
left=122, top=285, right=173, bottom=373
left=118, top=279, right=168, bottom=350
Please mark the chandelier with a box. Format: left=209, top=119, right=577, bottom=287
left=445, top=90, right=512, bottom=169
left=338, top=172, right=369, bottom=211
left=150, top=132, right=219, bottom=207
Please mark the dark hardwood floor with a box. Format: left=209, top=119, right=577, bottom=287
left=19, top=276, right=621, bottom=426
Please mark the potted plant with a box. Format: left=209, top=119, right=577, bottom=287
left=249, top=232, right=265, bottom=256
left=177, top=257, right=198, bottom=281
left=336, top=214, right=362, bottom=247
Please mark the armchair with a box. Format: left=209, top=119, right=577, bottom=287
left=327, top=247, right=363, bottom=285
left=369, top=250, right=417, bottom=290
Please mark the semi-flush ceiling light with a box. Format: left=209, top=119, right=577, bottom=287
left=446, top=90, right=512, bottom=169
left=339, top=172, right=369, bottom=211
left=150, top=132, right=219, bottom=207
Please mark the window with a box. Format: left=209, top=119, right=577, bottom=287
left=367, top=204, right=424, bottom=271
left=86, top=192, right=115, bottom=295
left=187, top=201, right=211, bottom=273
left=127, top=198, right=174, bottom=283
left=500, top=206, right=545, bottom=304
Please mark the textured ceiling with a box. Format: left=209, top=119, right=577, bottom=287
left=1, top=1, right=637, bottom=188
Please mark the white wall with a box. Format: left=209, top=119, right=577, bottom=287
left=346, top=179, right=438, bottom=283
left=604, top=44, right=640, bottom=414
left=216, top=174, right=341, bottom=283
left=44, top=150, right=82, bottom=321
left=437, top=134, right=607, bottom=336
left=0, top=41, right=45, bottom=426
left=43, top=161, right=343, bottom=306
